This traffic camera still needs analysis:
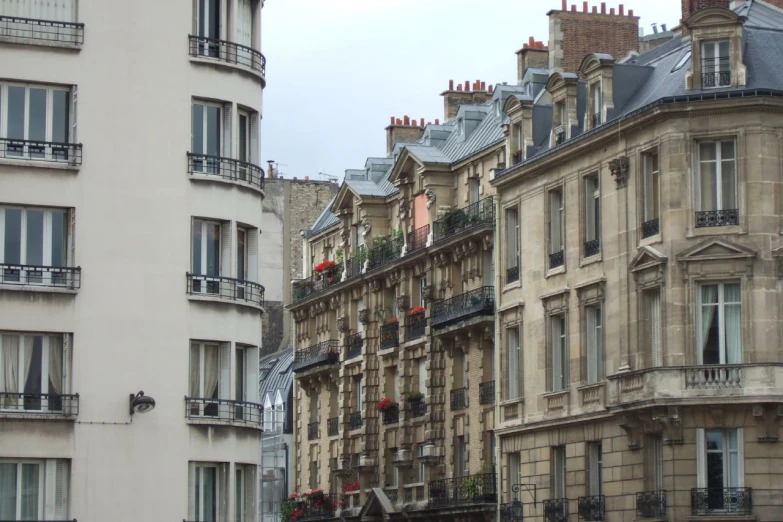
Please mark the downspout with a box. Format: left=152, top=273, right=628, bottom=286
left=492, top=194, right=503, bottom=522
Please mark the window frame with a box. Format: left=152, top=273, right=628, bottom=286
left=642, top=287, right=664, bottom=368
left=584, top=304, right=603, bottom=384
left=193, top=462, right=221, bottom=522
left=587, top=442, right=603, bottom=497
left=0, top=459, right=46, bottom=520
left=505, top=206, right=520, bottom=284
left=0, top=82, right=72, bottom=145
left=551, top=446, right=566, bottom=499
left=191, top=100, right=224, bottom=174
left=590, top=81, right=602, bottom=127
left=697, top=281, right=742, bottom=365
left=235, top=466, right=245, bottom=522
left=583, top=172, right=601, bottom=257
left=700, top=40, right=731, bottom=89
left=695, top=139, right=737, bottom=213
left=0, top=205, right=71, bottom=282
left=0, top=332, right=69, bottom=410
left=547, top=186, right=565, bottom=270
left=505, top=326, right=522, bottom=400
left=550, top=314, right=568, bottom=392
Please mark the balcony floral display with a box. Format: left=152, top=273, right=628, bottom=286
left=281, top=488, right=340, bottom=521
left=376, top=396, right=397, bottom=412
left=403, top=391, right=424, bottom=402
left=408, top=306, right=426, bottom=316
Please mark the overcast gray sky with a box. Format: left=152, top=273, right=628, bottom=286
left=261, top=0, right=682, bottom=181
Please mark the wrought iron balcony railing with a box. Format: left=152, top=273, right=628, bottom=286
left=691, top=487, right=752, bottom=516
left=431, top=286, right=495, bottom=328
left=286, top=493, right=340, bottom=520
left=327, top=417, right=339, bottom=436
left=592, top=112, right=602, bottom=128
left=187, top=152, right=265, bottom=190
left=479, top=381, right=495, bottom=405
left=307, top=421, right=319, bottom=440
left=293, top=340, right=340, bottom=373
left=636, top=490, right=666, bottom=519
left=345, top=245, right=366, bottom=279
left=403, top=484, right=426, bottom=503
left=382, top=403, right=399, bottom=425
left=366, top=236, right=404, bottom=272
left=186, top=273, right=265, bottom=307
left=506, top=265, right=519, bottom=285
left=428, top=472, right=497, bottom=506
left=549, top=250, right=564, bottom=269
left=188, top=35, right=266, bottom=76
left=0, top=137, right=82, bottom=165
left=383, top=487, right=399, bottom=504
left=702, top=70, right=731, bottom=88
left=641, top=218, right=659, bottom=238
left=407, top=224, right=429, bottom=254
left=407, top=310, right=426, bottom=341
left=450, top=387, right=467, bottom=411
left=544, top=498, right=569, bottom=522
left=0, top=392, right=79, bottom=416
left=512, top=150, right=523, bottom=165
left=292, top=264, right=344, bottom=303
left=346, top=333, right=363, bottom=360
left=380, top=322, right=399, bottom=350
left=584, top=239, right=600, bottom=258
left=433, top=196, right=495, bottom=243
left=409, top=399, right=426, bottom=418
left=696, top=209, right=739, bottom=228
left=0, top=15, right=84, bottom=45
left=0, top=264, right=81, bottom=289
left=184, top=397, right=262, bottom=426
left=577, top=495, right=605, bottom=521
left=349, top=411, right=363, bottom=430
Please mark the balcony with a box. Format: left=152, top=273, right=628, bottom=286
left=0, top=392, right=79, bottom=417
left=380, top=322, right=399, bottom=350
left=0, top=137, right=82, bottom=166
left=636, top=490, right=666, bottom=519
left=349, top=411, right=363, bottom=430
left=549, top=250, right=564, bottom=269
left=407, top=310, right=426, bottom=341
left=695, top=209, right=739, bottom=228
left=506, top=265, right=519, bottom=285
left=187, top=153, right=265, bottom=191
left=512, top=150, right=523, bottom=165
left=292, top=265, right=344, bottom=303
left=324, top=417, right=338, bottom=437
left=403, top=484, right=426, bottom=503
left=0, top=15, right=84, bottom=46
left=577, top=495, right=605, bottom=521
left=428, top=472, right=497, bottom=506
left=433, top=196, right=495, bottom=244
left=345, top=245, right=366, bottom=279
left=346, top=333, right=363, bottom=360
left=306, top=421, right=319, bottom=440
left=382, top=403, right=399, bottom=425
left=544, top=498, right=569, bottom=522
left=702, top=70, right=731, bottom=89
left=431, top=286, right=495, bottom=329
left=691, top=487, right=752, bottom=516
left=288, top=492, right=340, bottom=520
left=407, top=224, right=429, bottom=254
left=409, top=399, right=426, bottom=418
left=479, top=381, right=495, bottom=405
left=584, top=239, right=600, bottom=258
left=642, top=218, right=660, bottom=239
left=0, top=264, right=81, bottom=291
left=366, top=236, right=404, bottom=272
left=186, top=273, right=265, bottom=308
left=293, top=340, right=339, bottom=373
left=188, top=35, right=266, bottom=78
left=383, top=487, right=400, bottom=505
left=450, top=387, right=467, bottom=411
left=184, top=397, right=262, bottom=426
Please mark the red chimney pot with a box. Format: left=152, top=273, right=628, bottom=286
left=610, top=7, right=615, bottom=14
left=592, top=5, right=597, bottom=12
left=561, top=0, right=567, bottom=9
left=449, top=79, right=454, bottom=90
left=390, top=116, right=395, bottom=125
left=628, top=8, right=633, bottom=16
left=619, top=4, right=624, bottom=15
left=396, top=118, right=402, bottom=125
left=457, top=85, right=463, bottom=92
left=481, top=81, right=486, bottom=90
left=403, top=115, right=410, bottom=125
left=571, top=4, right=577, bottom=11
left=435, top=119, right=440, bottom=125
left=601, top=2, right=606, bottom=13
left=583, top=1, right=588, bottom=12
left=529, top=36, right=535, bottom=45
left=488, top=85, right=494, bottom=93
left=465, top=80, right=470, bottom=91
left=420, top=118, right=425, bottom=127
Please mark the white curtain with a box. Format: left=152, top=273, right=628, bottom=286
left=189, top=344, right=200, bottom=397
left=49, top=336, right=63, bottom=396
left=20, top=463, right=38, bottom=520
left=0, top=463, right=16, bottom=520
left=724, top=283, right=742, bottom=364
left=700, top=286, right=718, bottom=364
left=1, top=335, right=20, bottom=408
left=699, top=143, right=717, bottom=211
left=23, top=337, right=34, bottom=394
left=205, top=345, right=219, bottom=399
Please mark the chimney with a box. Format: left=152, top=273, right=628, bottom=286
left=386, top=116, right=425, bottom=155
left=516, top=37, right=550, bottom=82
left=681, top=0, right=729, bottom=35
left=266, top=160, right=275, bottom=179
left=441, top=79, right=477, bottom=120
left=547, top=2, right=639, bottom=72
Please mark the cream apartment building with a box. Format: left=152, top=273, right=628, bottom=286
left=0, top=1, right=267, bottom=521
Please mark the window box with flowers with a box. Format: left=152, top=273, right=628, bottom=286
left=282, top=488, right=340, bottom=521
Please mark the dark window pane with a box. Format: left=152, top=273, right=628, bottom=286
left=29, top=89, right=47, bottom=142
left=7, top=87, right=26, bottom=140
left=50, top=211, right=67, bottom=267
left=193, top=222, right=203, bottom=274
left=192, top=104, right=204, bottom=155
left=52, top=91, right=70, bottom=144
left=26, top=210, right=44, bottom=266
left=206, top=106, right=221, bottom=157
left=24, top=337, right=43, bottom=397
left=206, top=223, right=220, bottom=276
left=239, top=115, right=248, bottom=162
left=4, top=209, right=22, bottom=264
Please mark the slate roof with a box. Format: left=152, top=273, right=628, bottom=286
left=259, top=349, right=294, bottom=406
left=306, top=196, right=340, bottom=238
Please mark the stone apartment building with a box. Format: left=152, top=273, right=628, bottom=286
left=492, top=1, right=783, bottom=522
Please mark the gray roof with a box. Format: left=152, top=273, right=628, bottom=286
left=405, top=144, right=452, bottom=164
left=345, top=178, right=389, bottom=197
left=306, top=196, right=340, bottom=238
left=259, top=349, right=294, bottom=405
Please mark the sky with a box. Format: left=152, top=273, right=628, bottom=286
left=261, top=0, right=682, bottom=182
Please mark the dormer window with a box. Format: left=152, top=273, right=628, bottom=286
left=590, top=82, right=602, bottom=128
left=554, top=101, right=566, bottom=145
left=512, top=122, right=523, bottom=165
left=701, top=40, right=730, bottom=88
left=457, top=118, right=465, bottom=136
left=494, top=99, right=502, bottom=118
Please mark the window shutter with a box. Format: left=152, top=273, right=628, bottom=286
left=247, top=229, right=258, bottom=283
left=245, top=465, right=257, bottom=522
left=223, top=103, right=232, bottom=158
left=250, top=113, right=259, bottom=165
left=588, top=444, right=599, bottom=496
left=650, top=290, right=662, bottom=367
left=736, top=428, right=745, bottom=487
left=219, top=343, right=231, bottom=418
left=247, top=347, right=259, bottom=405
left=696, top=428, right=706, bottom=488
left=586, top=308, right=597, bottom=383
left=549, top=191, right=562, bottom=254
left=188, top=462, right=197, bottom=521
left=552, top=317, right=562, bottom=391
left=218, top=463, right=228, bottom=522
left=55, top=460, right=69, bottom=520
left=62, top=334, right=70, bottom=394
left=67, top=207, right=75, bottom=268
left=221, top=221, right=232, bottom=278
left=44, top=459, right=57, bottom=519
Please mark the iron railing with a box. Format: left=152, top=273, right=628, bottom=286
left=346, top=333, right=363, bottom=360
left=506, top=265, right=519, bottom=285
left=307, top=421, right=319, bottom=440
left=577, top=495, right=605, bottom=521
left=0, top=392, right=79, bottom=416
left=431, top=286, right=495, bottom=328
left=187, top=153, right=265, bottom=190
left=501, top=500, right=524, bottom=522
left=0, top=264, right=81, bottom=289
left=380, top=322, right=399, bottom=350
left=433, top=196, right=495, bottom=243
left=384, top=487, right=399, bottom=504
left=404, top=484, right=426, bottom=503
left=348, top=411, right=363, bottom=430
left=188, top=35, right=266, bottom=76
left=293, top=340, right=340, bottom=373
left=544, top=498, right=569, bottom=522
left=382, top=403, right=399, bottom=425
left=366, top=236, right=404, bottom=272
left=186, top=273, right=264, bottom=307
left=0, top=137, right=82, bottom=165
left=549, top=250, right=564, bottom=269
left=292, top=264, right=344, bottom=303
left=479, top=381, right=495, bottom=405
left=407, top=310, right=426, bottom=341
left=695, top=209, right=739, bottom=228
left=0, top=15, right=84, bottom=45
left=691, top=487, right=752, bottom=515
left=184, top=397, right=262, bottom=426
left=327, top=417, right=339, bottom=436
left=592, top=112, right=602, bottom=128
left=512, top=150, right=523, bottom=165
left=641, top=218, right=659, bottom=238
left=450, top=387, right=467, bottom=410
left=584, top=239, right=600, bottom=258
left=407, top=224, right=429, bottom=253
left=702, top=71, right=731, bottom=88
left=346, top=246, right=366, bottom=279
left=428, top=472, right=497, bottom=506
left=409, top=399, right=426, bottom=418
left=636, top=490, right=666, bottom=519
left=287, top=493, right=340, bottom=520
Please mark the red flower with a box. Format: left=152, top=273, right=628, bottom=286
left=376, top=397, right=397, bottom=412
left=409, top=306, right=426, bottom=315
left=387, top=317, right=398, bottom=323
left=314, top=260, right=336, bottom=273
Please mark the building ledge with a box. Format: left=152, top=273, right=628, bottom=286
left=189, top=173, right=266, bottom=198
left=189, top=55, right=266, bottom=85
left=187, top=294, right=265, bottom=313
left=686, top=517, right=756, bottom=522
left=0, top=283, right=78, bottom=295
left=185, top=418, right=263, bottom=431
left=0, top=35, right=82, bottom=49
left=0, top=412, right=76, bottom=421
left=0, top=157, right=80, bottom=171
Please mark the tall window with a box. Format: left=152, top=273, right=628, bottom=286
left=418, top=277, right=427, bottom=308
left=354, top=376, right=363, bottom=412
left=697, top=429, right=743, bottom=510
left=0, top=206, right=69, bottom=284
left=189, top=342, right=222, bottom=417
left=506, top=208, right=520, bottom=284
left=238, top=110, right=251, bottom=179
left=355, top=297, right=364, bottom=333
left=454, top=436, right=466, bottom=477
left=190, top=462, right=226, bottom=522
left=235, top=467, right=245, bottom=522
left=552, top=446, right=566, bottom=499
left=196, top=0, right=221, bottom=56
left=642, top=149, right=660, bottom=237
left=508, top=453, right=520, bottom=501
left=548, top=188, right=564, bottom=269
left=590, top=82, right=602, bottom=127
left=418, top=445, right=426, bottom=482
left=309, top=461, right=319, bottom=489
left=643, top=289, right=663, bottom=367
left=192, top=101, right=223, bottom=173
left=418, top=358, right=427, bottom=397
left=697, top=141, right=737, bottom=226
left=192, top=220, right=224, bottom=293
left=0, top=83, right=72, bottom=152
left=0, top=459, right=69, bottom=521
left=587, top=442, right=603, bottom=496
left=469, top=177, right=480, bottom=205
left=236, top=0, right=253, bottom=47
left=550, top=315, right=568, bottom=392
left=513, top=122, right=523, bottom=163
left=645, top=435, right=664, bottom=492
left=506, top=327, right=521, bottom=399
left=0, top=333, right=67, bottom=411
left=701, top=40, right=730, bottom=88
left=585, top=305, right=602, bottom=384
left=699, top=283, right=741, bottom=365
left=584, top=174, right=600, bottom=257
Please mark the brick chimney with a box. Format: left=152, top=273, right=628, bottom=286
left=516, top=37, right=550, bottom=82
left=548, top=1, right=639, bottom=72
left=441, top=80, right=487, bottom=120
left=681, top=0, right=729, bottom=34
left=385, top=116, right=425, bottom=155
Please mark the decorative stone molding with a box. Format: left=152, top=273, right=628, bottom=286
left=609, top=156, right=629, bottom=188
left=424, top=189, right=436, bottom=208
left=359, top=308, right=371, bottom=324
left=772, top=247, right=783, bottom=279
left=544, top=390, right=569, bottom=416
left=369, top=279, right=383, bottom=293
left=616, top=413, right=641, bottom=450
left=752, top=404, right=783, bottom=443
left=629, top=246, right=668, bottom=288
left=653, top=407, right=683, bottom=445
left=575, top=278, right=605, bottom=305
left=540, top=288, right=570, bottom=315
left=337, top=316, right=350, bottom=333
left=362, top=219, right=372, bottom=237
left=676, top=238, right=757, bottom=281
left=421, top=284, right=435, bottom=303
left=398, top=199, right=409, bottom=220
left=396, top=295, right=410, bottom=311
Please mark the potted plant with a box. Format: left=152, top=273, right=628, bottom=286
left=376, top=397, right=398, bottom=412
left=403, top=391, right=424, bottom=402
left=409, top=306, right=426, bottom=316
left=470, top=294, right=482, bottom=305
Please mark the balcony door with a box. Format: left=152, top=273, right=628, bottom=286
left=1, top=207, right=68, bottom=285
left=192, top=220, right=222, bottom=294
left=699, top=283, right=741, bottom=365
left=0, top=334, right=65, bottom=412
left=190, top=342, right=220, bottom=417
left=197, top=0, right=221, bottom=56
left=192, top=103, right=222, bottom=174
left=236, top=0, right=253, bottom=48
left=698, top=428, right=743, bottom=512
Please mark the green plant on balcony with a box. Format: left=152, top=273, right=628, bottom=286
left=336, top=248, right=344, bottom=264
left=403, top=391, right=424, bottom=402
left=460, top=475, right=480, bottom=499
left=470, top=294, right=482, bottom=305
left=437, top=208, right=467, bottom=236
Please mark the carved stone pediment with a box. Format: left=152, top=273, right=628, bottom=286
left=677, top=238, right=757, bottom=279
left=425, top=189, right=436, bottom=208
left=336, top=316, right=350, bottom=333
left=609, top=156, right=629, bottom=188
left=396, top=295, right=410, bottom=311
left=359, top=308, right=371, bottom=324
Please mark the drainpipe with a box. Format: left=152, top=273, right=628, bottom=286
left=492, top=195, right=503, bottom=522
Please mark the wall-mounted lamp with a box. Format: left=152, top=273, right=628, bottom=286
left=129, top=391, right=156, bottom=416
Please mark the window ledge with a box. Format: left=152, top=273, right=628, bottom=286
left=188, top=173, right=265, bottom=197
left=503, top=280, right=521, bottom=292
left=579, top=253, right=602, bottom=268
left=0, top=35, right=82, bottom=50
left=0, top=411, right=76, bottom=421
left=185, top=417, right=263, bottom=430
left=639, top=234, right=662, bottom=248
left=0, top=283, right=78, bottom=295
left=546, top=265, right=566, bottom=278
left=187, top=294, right=265, bottom=313
left=378, top=346, right=398, bottom=357
left=689, top=224, right=744, bottom=238
left=189, top=55, right=266, bottom=85
left=0, top=157, right=80, bottom=171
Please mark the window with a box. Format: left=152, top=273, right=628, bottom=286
left=697, top=429, right=744, bottom=507
left=0, top=206, right=70, bottom=284
left=643, top=288, right=663, bottom=367
left=418, top=444, right=426, bottom=482
left=355, top=297, right=364, bottom=333
left=196, top=0, right=221, bottom=56
left=701, top=40, right=730, bottom=88
left=552, top=446, right=566, bottom=499
left=505, top=208, right=519, bottom=284
left=355, top=376, right=363, bottom=412
left=587, top=442, right=603, bottom=496
left=0, top=459, right=69, bottom=520
left=0, top=83, right=72, bottom=154
left=191, top=219, right=228, bottom=293
left=418, top=277, right=426, bottom=308
left=454, top=436, right=466, bottom=477
left=645, top=435, right=664, bottom=492
left=235, top=467, right=245, bottom=522
left=548, top=188, right=564, bottom=269
left=189, top=342, right=222, bottom=417
left=506, top=327, right=521, bottom=399
left=469, top=177, right=480, bottom=205
left=236, top=0, right=253, bottom=48
left=584, top=174, right=600, bottom=257
left=697, top=141, right=737, bottom=226
left=418, top=358, right=426, bottom=397
left=238, top=110, right=251, bottom=178
left=641, top=150, right=660, bottom=238
left=192, top=101, right=223, bottom=173
left=585, top=305, right=602, bottom=383
left=550, top=315, right=568, bottom=392
left=189, top=462, right=227, bottom=522
left=494, top=99, right=502, bottom=118
left=309, top=461, right=318, bottom=489
left=699, top=283, right=741, bottom=365
left=457, top=118, right=464, bottom=136
left=0, top=333, right=69, bottom=411
left=513, top=122, right=523, bottom=162
left=590, top=82, right=602, bottom=127
left=508, top=453, right=520, bottom=501
left=554, top=102, right=566, bottom=145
